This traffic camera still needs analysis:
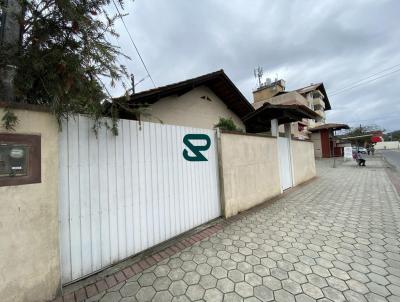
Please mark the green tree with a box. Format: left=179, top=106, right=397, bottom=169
left=384, top=130, right=400, bottom=141
left=0, top=0, right=136, bottom=133
left=343, top=124, right=384, bottom=137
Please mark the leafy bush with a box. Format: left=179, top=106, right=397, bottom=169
left=214, top=117, right=242, bottom=131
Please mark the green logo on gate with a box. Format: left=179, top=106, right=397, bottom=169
left=183, top=134, right=211, bottom=161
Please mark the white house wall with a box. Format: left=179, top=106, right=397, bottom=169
left=142, top=86, right=245, bottom=130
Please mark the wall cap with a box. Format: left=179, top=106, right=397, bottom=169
left=291, top=138, right=313, bottom=143
left=220, top=129, right=276, bottom=139
left=0, top=101, right=51, bottom=113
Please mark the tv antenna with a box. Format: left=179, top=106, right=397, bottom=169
left=254, top=66, right=264, bottom=88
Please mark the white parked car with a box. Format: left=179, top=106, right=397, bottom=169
left=352, top=147, right=367, bottom=154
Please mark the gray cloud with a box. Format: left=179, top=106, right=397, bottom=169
left=109, top=0, right=400, bottom=131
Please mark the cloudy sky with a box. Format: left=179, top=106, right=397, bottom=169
left=109, top=0, right=400, bottom=131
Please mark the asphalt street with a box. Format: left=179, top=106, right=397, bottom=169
left=381, top=150, right=400, bottom=170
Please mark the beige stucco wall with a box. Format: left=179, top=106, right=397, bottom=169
left=0, top=108, right=60, bottom=302
left=220, top=133, right=281, bottom=218
left=292, top=140, right=316, bottom=185
left=143, top=86, right=245, bottom=130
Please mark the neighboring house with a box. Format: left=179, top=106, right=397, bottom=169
left=123, top=70, right=254, bottom=130
left=121, top=70, right=323, bottom=139
left=122, top=72, right=351, bottom=160
left=309, top=123, right=350, bottom=158
left=252, top=79, right=332, bottom=139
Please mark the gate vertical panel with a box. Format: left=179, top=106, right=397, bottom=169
left=88, top=118, right=101, bottom=272
left=59, top=116, right=221, bottom=283
left=97, top=125, right=111, bottom=268
left=122, top=120, right=134, bottom=257
left=106, top=127, right=119, bottom=264
left=115, top=125, right=126, bottom=260
left=67, top=118, right=82, bottom=281
left=59, top=121, right=71, bottom=282
left=77, top=116, right=92, bottom=276
left=130, top=121, right=141, bottom=255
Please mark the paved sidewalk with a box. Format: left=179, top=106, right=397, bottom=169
left=65, top=158, right=400, bottom=302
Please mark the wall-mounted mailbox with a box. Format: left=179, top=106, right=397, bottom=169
left=0, top=134, right=41, bottom=187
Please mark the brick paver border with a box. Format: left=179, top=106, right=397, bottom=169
left=52, top=224, right=224, bottom=302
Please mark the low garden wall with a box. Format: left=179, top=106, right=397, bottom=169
left=0, top=106, right=60, bottom=302
left=219, top=132, right=281, bottom=218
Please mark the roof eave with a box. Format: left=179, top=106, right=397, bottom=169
left=126, top=70, right=254, bottom=119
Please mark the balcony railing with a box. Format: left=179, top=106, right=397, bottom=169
left=315, top=109, right=326, bottom=119
left=313, top=97, right=325, bottom=109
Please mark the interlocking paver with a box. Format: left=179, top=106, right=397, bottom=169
left=347, top=279, right=369, bottom=294
left=289, top=270, right=308, bottom=284
left=236, top=282, right=253, bottom=298
left=263, top=276, right=282, bottom=291
left=282, top=279, right=302, bottom=295
left=169, top=280, right=187, bottom=296
left=199, top=274, right=217, bottom=289
left=186, top=284, right=205, bottom=300
left=99, top=292, right=121, bottom=302
left=307, top=273, right=328, bottom=288
left=343, top=290, right=367, bottom=302
left=135, top=286, right=155, bottom=302
left=302, top=282, right=324, bottom=299
left=204, top=288, right=223, bottom=301
left=367, top=282, right=391, bottom=297
left=168, top=268, right=185, bottom=281
left=61, top=159, right=400, bottom=302
left=322, top=286, right=346, bottom=302
left=295, top=293, right=316, bottom=302
left=153, top=290, right=172, bottom=302
left=327, top=276, right=349, bottom=291
left=253, top=285, right=273, bottom=301
left=224, top=292, right=244, bottom=302
left=216, top=278, right=234, bottom=293
left=196, top=263, right=212, bottom=275
left=211, top=266, right=227, bottom=279
left=274, top=289, right=295, bottom=302
left=120, top=282, right=140, bottom=297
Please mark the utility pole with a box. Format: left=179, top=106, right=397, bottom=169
left=0, top=0, right=22, bottom=102
left=130, top=74, right=135, bottom=94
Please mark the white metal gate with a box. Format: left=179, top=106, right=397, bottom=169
left=59, top=115, right=221, bottom=283
left=278, top=136, right=293, bottom=191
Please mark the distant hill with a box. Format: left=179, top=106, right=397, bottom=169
left=384, top=130, right=400, bottom=141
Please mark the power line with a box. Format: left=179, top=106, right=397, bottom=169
left=330, top=62, right=400, bottom=95
left=330, top=67, right=400, bottom=97
left=111, top=0, right=156, bottom=88
left=344, top=115, right=400, bottom=124
left=95, top=75, right=114, bottom=99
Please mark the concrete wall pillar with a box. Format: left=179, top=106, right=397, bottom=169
left=284, top=123, right=292, bottom=138
left=271, top=119, right=278, bottom=137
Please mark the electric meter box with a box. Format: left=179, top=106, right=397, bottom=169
left=0, top=134, right=41, bottom=187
